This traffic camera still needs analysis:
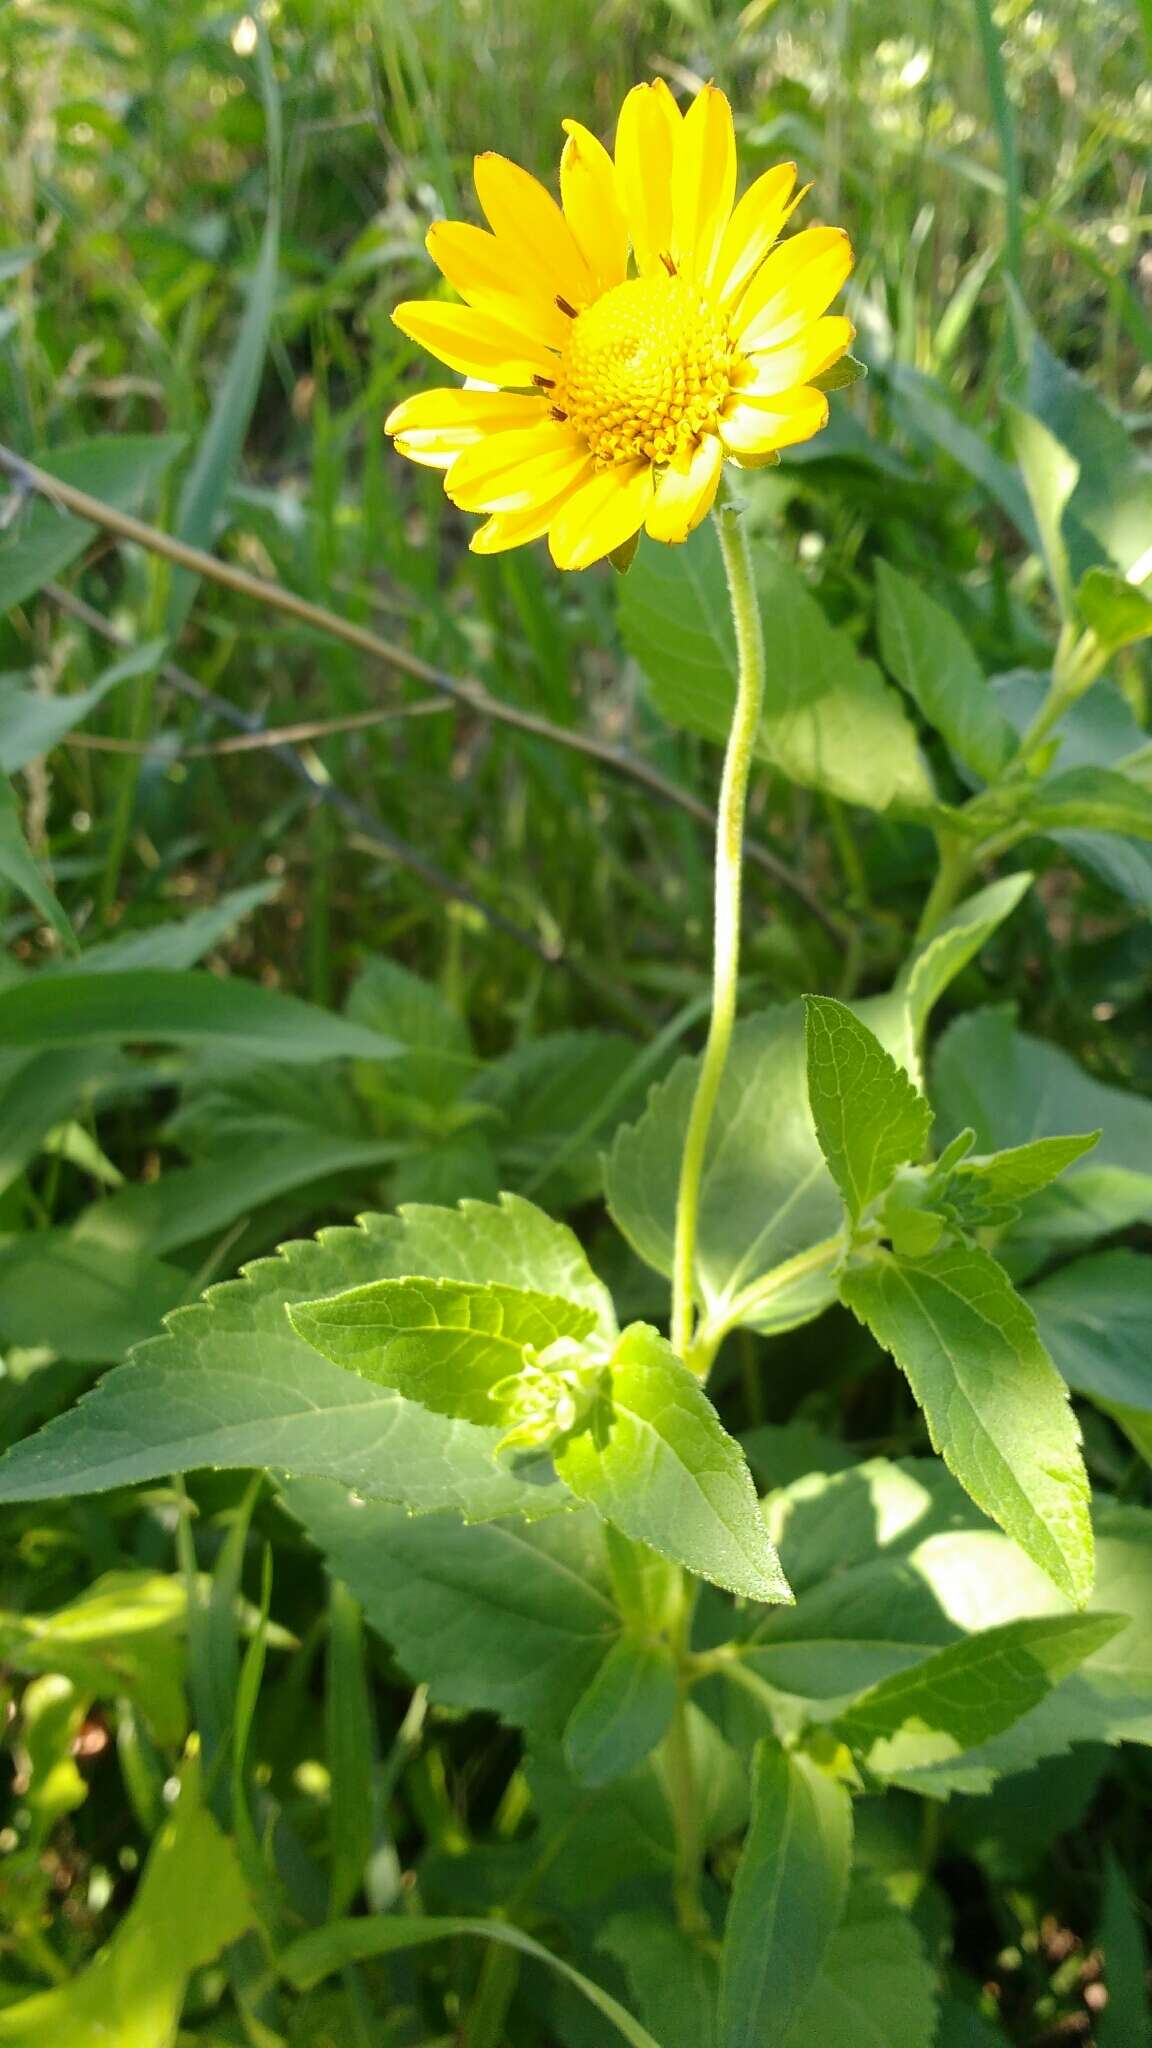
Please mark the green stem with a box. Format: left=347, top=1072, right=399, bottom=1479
left=666, top=1682, right=709, bottom=1940
left=913, top=831, right=973, bottom=946
left=670, top=493, right=766, bottom=1363
left=691, top=1235, right=844, bottom=1376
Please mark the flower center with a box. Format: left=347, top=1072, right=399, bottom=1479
left=557, top=273, right=736, bottom=467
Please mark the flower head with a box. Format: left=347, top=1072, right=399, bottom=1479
left=386, top=82, right=853, bottom=570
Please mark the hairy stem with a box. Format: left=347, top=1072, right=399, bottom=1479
left=670, top=493, right=766, bottom=1363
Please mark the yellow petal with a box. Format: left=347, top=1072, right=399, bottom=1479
left=735, top=227, right=853, bottom=351
left=713, top=164, right=803, bottom=305
left=645, top=435, right=724, bottom=543
left=470, top=484, right=585, bottom=555
left=386, top=388, right=550, bottom=469
left=385, top=388, right=550, bottom=435
left=425, top=221, right=571, bottom=349
left=738, top=316, right=855, bottom=397
left=392, top=300, right=558, bottom=385
left=671, top=84, right=736, bottom=281
left=473, top=152, right=594, bottom=312
left=720, top=386, right=829, bottom=456
left=560, top=120, right=628, bottom=291
left=548, top=459, right=655, bottom=570
left=615, top=80, right=682, bottom=276
left=446, top=422, right=592, bottom=513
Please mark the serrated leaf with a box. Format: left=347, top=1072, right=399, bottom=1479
left=0, top=1197, right=603, bottom=1517
left=554, top=1324, right=792, bottom=1604
left=805, top=995, right=931, bottom=1222
left=840, top=1244, right=1093, bottom=1603
left=290, top=1277, right=597, bottom=1427
left=875, top=561, right=1016, bottom=780
left=837, top=1611, right=1123, bottom=1780
left=719, top=1741, right=852, bottom=2048
left=779, top=1876, right=937, bottom=2048
left=620, top=525, right=932, bottom=814
left=281, top=1476, right=618, bottom=1737
left=564, top=1635, right=677, bottom=1785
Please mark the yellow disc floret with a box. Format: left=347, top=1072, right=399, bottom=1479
left=557, top=272, right=736, bottom=468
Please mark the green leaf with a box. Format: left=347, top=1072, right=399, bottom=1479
left=804, top=995, right=932, bottom=1222
left=1008, top=404, right=1080, bottom=615
left=0, top=1198, right=598, bottom=1517
left=1025, top=765, right=1152, bottom=839
left=840, top=1243, right=1093, bottom=1603
left=607, top=1004, right=842, bottom=1339
left=875, top=561, right=1015, bottom=780
left=621, top=525, right=932, bottom=814
left=0, top=1569, right=186, bottom=1745
left=1028, top=1250, right=1152, bottom=1418
left=1078, top=566, right=1152, bottom=652
left=69, top=1133, right=415, bottom=1259
left=0, top=643, right=164, bottom=773
left=0, top=968, right=403, bottom=1063
left=347, top=953, right=475, bottom=1113
left=0, top=778, right=75, bottom=948
left=1096, top=1854, right=1152, bottom=2048
left=0, top=434, right=184, bottom=611
left=278, top=1914, right=662, bottom=2048
left=837, top=1611, right=1123, bottom=1779
left=756, top=1460, right=1152, bottom=1782
left=598, top=1914, right=718, bottom=2048
left=608, top=908, right=1016, bottom=1341
left=0, top=1236, right=187, bottom=1363
left=554, top=1324, right=792, bottom=1604
left=811, top=353, right=867, bottom=393
left=952, top=1133, right=1099, bottom=1212
left=290, top=1276, right=597, bottom=1427
left=564, top=1635, right=677, bottom=1786
left=875, top=872, right=1033, bottom=1080
left=1026, top=335, right=1152, bottom=579
left=779, top=1876, right=937, bottom=2048
left=50, top=880, right=277, bottom=975
left=932, top=1007, right=1152, bottom=1247
left=281, top=1476, right=616, bottom=1736
left=719, top=1742, right=852, bottom=2048
left=0, top=1754, right=252, bottom=2046
left=889, top=364, right=1038, bottom=546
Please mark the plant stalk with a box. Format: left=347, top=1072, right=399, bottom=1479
left=670, top=493, right=766, bottom=1364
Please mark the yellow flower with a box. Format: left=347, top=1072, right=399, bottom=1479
left=385, top=81, right=854, bottom=571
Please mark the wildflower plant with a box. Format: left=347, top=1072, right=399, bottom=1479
left=3, top=50, right=1152, bottom=2048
